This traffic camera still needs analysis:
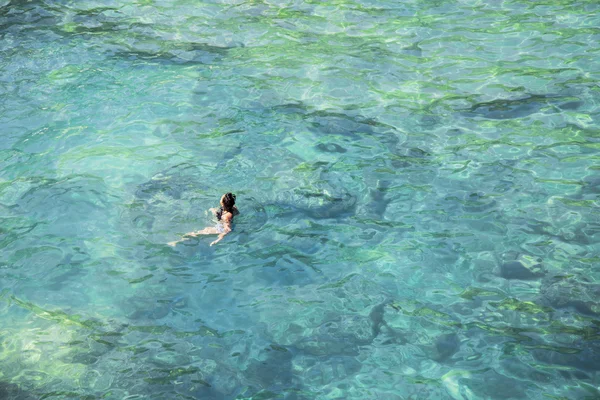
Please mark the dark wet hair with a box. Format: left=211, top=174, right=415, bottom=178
left=222, top=192, right=236, bottom=213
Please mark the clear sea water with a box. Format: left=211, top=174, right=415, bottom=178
left=1, top=0, right=599, bottom=399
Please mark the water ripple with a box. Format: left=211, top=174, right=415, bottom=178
left=1, top=0, right=599, bottom=398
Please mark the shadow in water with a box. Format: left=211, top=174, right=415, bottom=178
left=0, top=382, right=37, bottom=400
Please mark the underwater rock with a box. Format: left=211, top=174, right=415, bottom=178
left=245, top=344, right=294, bottom=388
left=499, top=358, right=554, bottom=385
left=301, top=355, right=362, bottom=388
left=574, top=174, right=600, bottom=202
left=112, top=41, right=231, bottom=65
left=525, top=216, right=599, bottom=246
left=185, top=354, right=245, bottom=398
left=462, top=94, right=583, bottom=120
left=432, top=333, right=461, bottom=362
left=130, top=163, right=211, bottom=235
left=539, top=276, right=600, bottom=316
left=304, top=167, right=358, bottom=219
left=402, top=42, right=422, bottom=56
left=532, top=342, right=600, bottom=371
left=291, top=301, right=401, bottom=358
left=134, top=165, right=200, bottom=202
left=47, top=251, right=92, bottom=291
left=0, top=382, right=37, bottom=400
left=393, top=146, right=432, bottom=159
left=582, top=175, right=600, bottom=194
left=273, top=106, right=402, bottom=152
left=269, top=192, right=356, bottom=220
left=124, top=295, right=186, bottom=321
left=293, top=334, right=361, bottom=357
left=150, top=351, right=192, bottom=368
left=500, top=261, right=544, bottom=280
left=500, top=261, right=543, bottom=280
left=316, top=142, right=347, bottom=153
left=308, top=112, right=391, bottom=139
left=459, top=369, right=531, bottom=399
left=290, top=315, right=371, bottom=357
left=269, top=182, right=357, bottom=220
left=362, top=180, right=392, bottom=219
left=369, top=301, right=390, bottom=339
left=390, top=146, right=437, bottom=169
left=309, top=114, right=360, bottom=137
left=70, top=352, right=99, bottom=365
left=462, top=191, right=497, bottom=213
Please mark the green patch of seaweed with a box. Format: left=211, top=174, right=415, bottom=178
left=491, top=298, right=553, bottom=314
left=8, top=295, right=104, bottom=330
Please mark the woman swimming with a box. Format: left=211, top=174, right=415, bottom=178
left=168, top=193, right=239, bottom=247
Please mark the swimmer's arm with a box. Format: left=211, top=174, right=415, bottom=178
left=210, top=214, right=232, bottom=246
left=209, top=228, right=229, bottom=246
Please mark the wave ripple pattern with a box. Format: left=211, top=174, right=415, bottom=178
left=1, top=0, right=599, bottom=399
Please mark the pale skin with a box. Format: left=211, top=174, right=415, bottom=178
left=168, top=194, right=238, bottom=247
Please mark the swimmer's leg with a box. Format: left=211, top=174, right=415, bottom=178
left=167, top=227, right=219, bottom=247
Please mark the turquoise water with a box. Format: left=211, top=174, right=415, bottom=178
left=1, top=0, right=599, bottom=398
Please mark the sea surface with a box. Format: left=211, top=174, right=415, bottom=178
left=1, top=0, right=599, bottom=399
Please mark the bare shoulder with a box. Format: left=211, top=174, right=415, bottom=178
left=223, top=212, right=234, bottom=222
